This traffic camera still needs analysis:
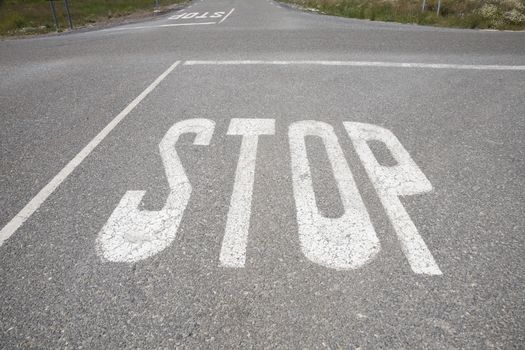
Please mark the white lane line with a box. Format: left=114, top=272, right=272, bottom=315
left=0, top=61, right=181, bottom=247
left=184, top=60, right=525, bottom=71
left=219, top=8, right=235, bottom=24
left=108, top=22, right=216, bottom=31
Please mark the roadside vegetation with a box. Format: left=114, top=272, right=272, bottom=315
left=279, top=0, right=525, bottom=30
left=0, top=0, right=186, bottom=36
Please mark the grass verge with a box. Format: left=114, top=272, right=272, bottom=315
left=0, top=0, right=187, bottom=36
left=278, top=0, right=525, bottom=30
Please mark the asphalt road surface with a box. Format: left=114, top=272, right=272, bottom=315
left=1, top=0, right=524, bottom=348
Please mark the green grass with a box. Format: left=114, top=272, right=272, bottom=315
left=0, top=0, right=187, bottom=36
left=278, top=0, right=525, bottom=30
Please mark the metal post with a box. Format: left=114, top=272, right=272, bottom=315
left=421, top=0, right=426, bottom=13
left=155, top=0, right=160, bottom=13
left=63, top=0, right=73, bottom=29
left=49, top=0, right=59, bottom=31
left=436, top=0, right=441, bottom=15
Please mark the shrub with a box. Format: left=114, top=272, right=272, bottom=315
left=504, top=8, right=525, bottom=23
left=0, top=13, right=26, bottom=34
left=279, top=0, right=525, bottom=29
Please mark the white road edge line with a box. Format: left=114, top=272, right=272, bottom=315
left=219, top=8, right=235, bottom=24
left=184, top=60, right=525, bottom=71
left=0, top=60, right=182, bottom=247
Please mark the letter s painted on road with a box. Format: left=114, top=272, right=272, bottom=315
left=97, top=119, right=215, bottom=263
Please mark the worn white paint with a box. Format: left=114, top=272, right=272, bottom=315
left=219, top=118, right=275, bottom=267
left=210, top=11, right=226, bottom=18
left=289, top=121, right=379, bottom=270
left=169, top=10, right=231, bottom=21
left=97, top=119, right=215, bottom=263
left=0, top=61, right=181, bottom=247
left=196, top=12, right=210, bottom=19
left=182, top=12, right=198, bottom=19
left=169, top=13, right=185, bottom=20
left=219, top=9, right=235, bottom=23
left=106, top=22, right=217, bottom=32
left=184, top=60, right=525, bottom=71
left=344, top=122, right=442, bottom=275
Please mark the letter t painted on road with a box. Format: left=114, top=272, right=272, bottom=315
left=219, top=118, right=275, bottom=267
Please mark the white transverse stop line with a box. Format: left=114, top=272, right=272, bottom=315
left=0, top=60, right=181, bottom=246
left=219, top=8, right=235, bottom=24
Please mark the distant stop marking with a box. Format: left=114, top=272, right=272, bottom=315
left=169, top=8, right=235, bottom=24
left=97, top=118, right=442, bottom=275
